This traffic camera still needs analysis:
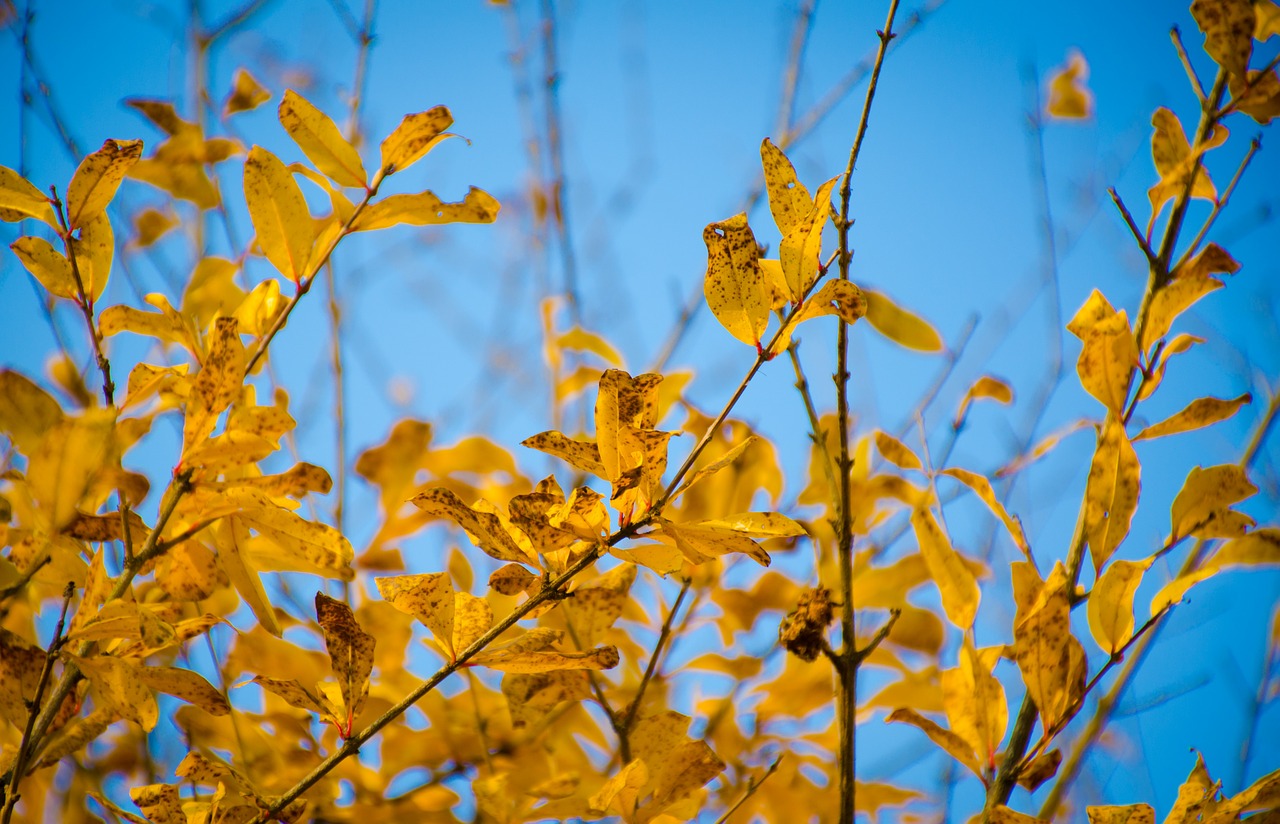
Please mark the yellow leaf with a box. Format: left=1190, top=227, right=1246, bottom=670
left=1191, top=0, right=1255, bottom=77
left=703, top=213, right=769, bottom=346
left=27, top=409, right=116, bottom=531
left=472, top=644, right=619, bottom=673
left=128, top=784, right=183, bottom=824
left=410, top=488, right=534, bottom=564
left=594, top=368, right=663, bottom=482
left=1147, top=107, right=1226, bottom=215
left=0, top=369, right=64, bottom=454
left=591, top=759, right=649, bottom=818
left=1142, top=278, right=1225, bottom=353
left=774, top=279, right=867, bottom=355
left=11, top=236, right=77, bottom=299
left=376, top=572, right=456, bottom=651
left=224, top=68, right=271, bottom=115
left=1085, top=804, right=1156, bottom=824
left=182, top=257, right=245, bottom=330
left=233, top=277, right=285, bottom=337
left=1259, top=0, right=1280, bottom=38
left=942, top=642, right=1008, bottom=770
left=350, top=187, right=500, bottom=231
left=244, top=145, right=314, bottom=282
left=565, top=564, right=636, bottom=646
left=863, top=288, right=944, bottom=352
left=779, top=176, right=837, bottom=298
left=213, top=518, right=281, bottom=637
left=279, top=89, right=367, bottom=189
left=1152, top=528, right=1280, bottom=612
left=1084, top=419, right=1141, bottom=573
left=452, top=591, right=493, bottom=657
left=136, top=666, right=230, bottom=716
left=237, top=505, right=355, bottom=580
left=1088, top=558, right=1151, bottom=655
left=1046, top=50, right=1094, bottom=119
left=74, top=655, right=158, bottom=731
left=180, top=430, right=275, bottom=472
left=0, top=165, right=56, bottom=226
left=659, top=519, right=771, bottom=566
left=66, top=138, right=144, bottom=229
left=1076, top=309, right=1137, bottom=414
left=610, top=544, right=686, bottom=575
left=760, top=137, right=812, bottom=235
left=70, top=209, right=113, bottom=303
left=380, top=106, right=455, bottom=175
left=885, top=707, right=981, bottom=777
left=1014, top=576, right=1077, bottom=731
left=1169, top=464, right=1258, bottom=541
left=874, top=430, right=923, bottom=471
left=129, top=207, right=178, bottom=248
left=1132, top=393, right=1250, bottom=441
left=250, top=675, right=329, bottom=716
left=991, top=807, right=1051, bottom=824
left=1138, top=333, right=1203, bottom=401
left=1067, top=289, right=1118, bottom=338
left=954, top=375, right=1014, bottom=427
left=503, top=669, right=593, bottom=729
left=912, top=507, right=980, bottom=629
left=628, top=711, right=726, bottom=810
left=1230, top=67, right=1280, bottom=124
left=182, top=316, right=246, bottom=452
left=940, top=467, right=1032, bottom=561
left=685, top=511, right=806, bottom=538
left=99, top=293, right=194, bottom=349
left=521, top=430, right=607, bottom=479
left=315, top=593, right=375, bottom=727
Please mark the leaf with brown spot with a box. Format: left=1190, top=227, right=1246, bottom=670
left=942, top=642, right=1007, bottom=770
left=11, top=236, right=77, bottom=299
left=760, top=138, right=812, bottom=236
left=351, top=187, right=500, bottom=231
left=65, top=510, right=150, bottom=543
left=1169, top=464, right=1258, bottom=541
left=136, top=666, right=230, bottom=716
left=129, top=784, right=183, bottom=824
left=1086, top=805, right=1156, bottom=824
left=69, top=208, right=113, bottom=302
left=452, top=591, right=494, bottom=657
left=1191, top=0, right=1255, bottom=77
left=244, top=145, right=313, bottom=282
left=410, top=487, right=534, bottom=564
left=66, top=138, right=144, bottom=229
left=874, top=430, right=923, bottom=471
left=73, top=655, right=159, bottom=731
left=778, top=175, right=837, bottom=298
left=521, top=430, right=607, bottom=479
left=1133, top=393, right=1250, bottom=441
left=1152, top=529, right=1280, bottom=613
left=377, top=572, right=456, bottom=653
left=1014, top=572, right=1073, bottom=730
left=1147, top=107, right=1228, bottom=215
left=1076, top=309, right=1138, bottom=415
left=502, top=669, right=593, bottom=729
left=0, top=164, right=56, bottom=226
left=0, top=627, right=47, bottom=728
left=315, top=592, right=375, bottom=727
left=182, top=316, right=246, bottom=451
left=279, top=90, right=367, bottom=189
left=1084, top=420, right=1141, bottom=573
left=380, top=106, right=454, bottom=175
left=703, top=213, right=769, bottom=346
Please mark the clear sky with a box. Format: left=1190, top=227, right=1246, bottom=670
left=2, top=0, right=1278, bottom=820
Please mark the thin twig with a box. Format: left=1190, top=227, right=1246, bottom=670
left=1108, top=187, right=1161, bottom=274
left=1170, top=27, right=1206, bottom=104
left=714, top=755, right=783, bottom=824
left=618, top=578, right=691, bottom=762
left=50, top=187, right=114, bottom=406
left=834, top=4, right=900, bottom=822
left=1172, top=136, right=1262, bottom=273
left=539, top=0, right=581, bottom=324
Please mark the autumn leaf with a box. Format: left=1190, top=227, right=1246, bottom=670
left=470, top=629, right=619, bottom=673
left=377, top=572, right=456, bottom=651
left=1147, top=107, right=1227, bottom=215
left=26, top=408, right=116, bottom=531
left=874, top=430, right=923, bottom=471
left=863, top=288, right=944, bottom=352
left=224, top=68, right=271, bottom=115
left=942, top=642, right=1008, bottom=770
left=1191, top=0, right=1255, bottom=78
left=279, top=90, right=367, bottom=189
left=1083, top=419, right=1141, bottom=573
left=760, top=137, right=812, bottom=236
left=244, top=145, right=314, bottom=282
left=350, top=187, right=500, bottom=231
left=136, top=666, right=231, bottom=717
left=69, top=208, right=114, bottom=302
left=315, top=592, right=375, bottom=731
left=1046, top=50, right=1094, bottom=119
left=1151, top=528, right=1280, bottom=612
left=182, top=316, right=247, bottom=453
left=1169, top=464, right=1258, bottom=541
left=73, top=655, right=159, bottom=731
left=885, top=707, right=981, bottom=777
left=954, top=375, right=1014, bottom=427
left=1141, top=243, right=1238, bottom=351
left=940, top=467, right=1032, bottom=561
left=1071, top=300, right=1137, bottom=415
left=11, top=236, right=77, bottom=300
left=410, top=488, right=536, bottom=565
left=1013, top=568, right=1080, bottom=731
left=912, top=507, right=980, bottom=630
left=0, top=164, right=57, bottom=226
left=66, top=138, right=144, bottom=229
left=703, top=213, right=769, bottom=346
left=1087, top=558, right=1151, bottom=655
left=1086, top=804, right=1156, bottom=824
left=0, top=369, right=64, bottom=454
left=380, top=106, right=455, bottom=175
left=1132, top=393, right=1250, bottom=441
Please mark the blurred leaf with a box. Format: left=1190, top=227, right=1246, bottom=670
left=1170, top=464, right=1258, bottom=541
left=11, top=235, right=76, bottom=299
left=954, top=374, right=1014, bottom=427
left=1088, top=558, right=1151, bottom=655
left=1046, top=50, right=1093, bottom=119
left=912, top=507, right=980, bottom=629
left=1191, top=0, right=1254, bottom=77
left=0, top=164, right=56, bottom=226
left=224, top=68, right=271, bottom=115
left=1147, top=107, right=1227, bottom=215
left=863, top=288, right=943, bottom=352
left=1152, top=528, right=1280, bottom=612
left=874, top=430, right=923, bottom=471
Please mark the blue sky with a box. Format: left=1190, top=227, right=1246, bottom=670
left=2, top=0, right=1279, bottom=820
